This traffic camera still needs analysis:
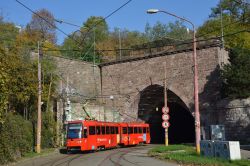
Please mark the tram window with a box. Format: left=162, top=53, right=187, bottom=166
left=67, top=123, right=82, bottom=139
left=96, top=126, right=101, bottom=135
left=83, top=128, right=88, bottom=138
left=143, top=127, right=146, bottom=133
left=111, top=127, right=115, bottom=134
left=134, top=127, right=138, bottom=133
left=106, top=126, right=110, bottom=134
left=146, top=127, right=149, bottom=133
left=122, top=127, right=127, bottom=134
left=89, top=126, right=96, bottom=135
left=115, top=127, right=118, bottom=134
left=128, top=127, right=133, bottom=134
left=101, top=126, right=105, bottom=134
left=139, top=127, right=142, bottom=133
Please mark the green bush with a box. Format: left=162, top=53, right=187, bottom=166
left=41, top=111, right=57, bottom=148
left=222, top=47, right=250, bottom=99
left=0, top=113, right=33, bottom=164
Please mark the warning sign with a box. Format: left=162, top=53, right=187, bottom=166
left=162, top=121, right=170, bottom=128
left=162, top=107, right=169, bottom=114
left=162, top=114, right=170, bottom=121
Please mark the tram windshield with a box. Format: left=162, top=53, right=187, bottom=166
left=67, top=123, right=82, bottom=139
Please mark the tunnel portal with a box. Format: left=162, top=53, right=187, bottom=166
left=138, top=85, right=195, bottom=144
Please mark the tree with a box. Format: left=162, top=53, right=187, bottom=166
left=0, top=21, right=20, bottom=122
left=221, top=47, right=250, bottom=98
left=145, top=21, right=168, bottom=41
left=210, top=0, right=250, bottom=23
left=197, top=15, right=250, bottom=49
left=61, top=16, right=108, bottom=62
left=121, top=29, right=148, bottom=47
left=166, top=21, right=193, bottom=40
left=197, top=0, right=250, bottom=49
left=28, top=9, right=57, bottom=43
left=60, top=33, right=81, bottom=59
left=144, top=21, right=192, bottom=41
left=0, top=21, right=19, bottom=49
left=61, top=17, right=193, bottom=62
left=16, top=9, right=60, bottom=57
left=0, top=15, right=58, bottom=120
left=96, top=28, right=147, bottom=60
left=0, top=17, right=58, bottom=162
left=0, top=46, right=9, bottom=123
left=82, top=16, right=108, bottom=42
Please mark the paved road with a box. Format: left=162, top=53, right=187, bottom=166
left=13, top=145, right=177, bottom=166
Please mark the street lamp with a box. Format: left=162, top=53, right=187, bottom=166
left=110, top=95, right=115, bottom=122
left=147, top=9, right=201, bottom=154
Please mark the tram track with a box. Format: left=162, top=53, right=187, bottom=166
left=97, top=145, right=145, bottom=166
left=39, top=155, right=71, bottom=166
left=39, top=153, right=82, bottom=166
left=13, top=144, right=174, bottom=166
left=120, top=154, right=140, bottom=166
left=64, top=154, right=82, bottom=166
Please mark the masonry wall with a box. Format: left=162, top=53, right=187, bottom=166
left=217, top=98, right=250, bottom=143
left=52, top=56, right=100, bottom=102
left=64, top=102, right=120, bottom=122
left=100, top=46, right=228, bottom=127
left=49, top=47, right=250, bottom=144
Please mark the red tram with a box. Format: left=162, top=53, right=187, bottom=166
left=66, top=120, right=150, bottom=152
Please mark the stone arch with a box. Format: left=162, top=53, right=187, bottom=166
left=131, top=82, right=193, bottom=114
left=167, top=84, right=193, bottom=113
left=135, top=84, right=195, bottom=144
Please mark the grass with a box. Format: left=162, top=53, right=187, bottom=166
left=22, top=148, right=56, bottom=158
left=4, top=148, right=57, bottom=166
left=148, top=145, right=250, bottom=166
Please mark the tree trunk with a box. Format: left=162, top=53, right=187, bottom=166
left=47, top=74, right=53, bottom=123
left=46, top=74, right=53, bottom=112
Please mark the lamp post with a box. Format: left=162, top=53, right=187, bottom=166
left=110, top=95, right=115, bottom=122
left=147, top=9, right=201, bottom=154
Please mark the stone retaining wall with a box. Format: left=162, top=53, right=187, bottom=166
left=217, top=98, right=250, bottom=143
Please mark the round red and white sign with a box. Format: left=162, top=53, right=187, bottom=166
left=162, top=107, right=169, bottom=114
left=162, top=121, right=170, bottom=128
left=162, top=114, right=170, bottom=121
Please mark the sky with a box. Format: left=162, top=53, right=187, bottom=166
left=1, top=0, right=219, bottom=45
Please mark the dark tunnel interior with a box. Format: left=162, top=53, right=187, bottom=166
left=138, top=85, right=195, bottom=144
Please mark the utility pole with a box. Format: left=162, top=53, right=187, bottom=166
left=164, top=61, right=168, bottom=146
left=36, top=41, right=42, bottom=153
left=93, top=27, right=97, bottom=97
left=220, top=0, right=224, bottom=48
left=65, top=75, right=71, bottom=122
left=66, top=75, right=69, bottom=97
left=93, top=27, right=96, bottom=67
